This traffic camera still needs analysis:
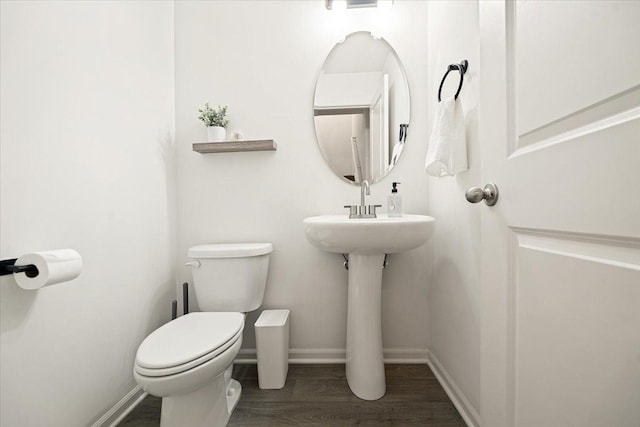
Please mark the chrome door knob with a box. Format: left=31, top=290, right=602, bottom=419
left=465, top=183, right=499, bottom=206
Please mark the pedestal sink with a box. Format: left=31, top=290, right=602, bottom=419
left=303, top=214, right=435, bottom=400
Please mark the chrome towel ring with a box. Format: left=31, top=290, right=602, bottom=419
left=438, top=60, right=468, bottom=102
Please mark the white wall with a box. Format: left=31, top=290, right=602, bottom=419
left=174, top=1, right=431, bottom=358
left=426, top=0, right=481, bottom=424
left=0, top=2, right=175, bottom=426
left=315, top=71, right=381, bottom=107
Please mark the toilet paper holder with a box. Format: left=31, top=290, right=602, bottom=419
left=0, top=258, right=39, bottom=278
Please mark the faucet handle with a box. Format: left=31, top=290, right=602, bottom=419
left=344, top=205, right=358, bottom=217
left=367, top=204, right=383, bottom=216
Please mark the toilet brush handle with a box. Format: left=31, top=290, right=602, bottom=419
left=183, top=282, right=189, bottom=315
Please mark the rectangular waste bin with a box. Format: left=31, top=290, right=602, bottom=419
left=255, top=309, right=290, bottom=389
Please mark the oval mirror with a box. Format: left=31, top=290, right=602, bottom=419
left=313, top=32, right=410, bottom=185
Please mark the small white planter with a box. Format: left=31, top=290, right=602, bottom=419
left=206, top=126, right=226, bottom=142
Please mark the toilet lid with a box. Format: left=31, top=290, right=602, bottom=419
left=188, top=243, right=273, bottom=259
left=136, top=312, right=244, bottom=370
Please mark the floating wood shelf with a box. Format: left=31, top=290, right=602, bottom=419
left=192, top=139, right=277, bottom=154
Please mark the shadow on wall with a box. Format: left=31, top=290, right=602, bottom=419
left=158, top=128, right=177, bottom=264
left=0, top=277, right=38, bottom=334
left=144, top=278, right=176, bottom=335
left=428, top=257, right=477, bottom=319
left=144, top=129, right=179, bottom=334
left=463, top=106, right=478, bottom=178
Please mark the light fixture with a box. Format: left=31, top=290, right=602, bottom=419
left=325, top=0, right=393, bottom=10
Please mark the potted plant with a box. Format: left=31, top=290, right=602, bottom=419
left=198, top=103, right=229, bottom=142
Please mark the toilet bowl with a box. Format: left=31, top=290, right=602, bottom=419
left=133, top=243, right=272, bottom=427
left=134, top=313, right=244, bottom=426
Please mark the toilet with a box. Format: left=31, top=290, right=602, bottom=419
left=133, top=243, right=273, bottom=427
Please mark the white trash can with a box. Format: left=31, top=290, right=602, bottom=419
left=255, top=309, right=290, bottom=389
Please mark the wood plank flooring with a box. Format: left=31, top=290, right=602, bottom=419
left=120, top=364, right=465, bottom=426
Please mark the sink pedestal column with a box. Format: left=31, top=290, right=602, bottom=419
left=345, top=253, right=386, bottom=400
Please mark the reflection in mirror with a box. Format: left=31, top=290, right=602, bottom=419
left=314, top=32, right=410, bottom=185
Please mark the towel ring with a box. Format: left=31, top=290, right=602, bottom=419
left=438, top=60, right=468, bottom=102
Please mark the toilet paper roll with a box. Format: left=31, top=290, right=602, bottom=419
left=14, top=249, right=82, bottom=290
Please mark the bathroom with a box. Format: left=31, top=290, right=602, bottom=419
left=1, top=0, right=638, bottom=426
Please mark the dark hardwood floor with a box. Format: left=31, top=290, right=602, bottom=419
left=120, top=364, right=465, bottom=426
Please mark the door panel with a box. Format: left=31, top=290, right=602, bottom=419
left=513, top=230, right=640, bottom=426
left=515, top=1, right=640, bottom=135
left=506, top=118, right=640, bottom=237
left=480, top=2, right=640, bottom=426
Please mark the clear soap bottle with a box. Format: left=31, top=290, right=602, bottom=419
left=388, top=182, right=402, bottom=217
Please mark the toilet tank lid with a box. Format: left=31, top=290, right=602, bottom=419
left=188, top=243, right=273, bottom=259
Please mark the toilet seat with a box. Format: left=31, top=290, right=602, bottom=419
left=135, top=312, right=244, bottom=377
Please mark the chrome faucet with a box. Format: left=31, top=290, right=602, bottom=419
left=344, top=180, right=382, bottom=219
left=360, top=180, right=370, bottom=206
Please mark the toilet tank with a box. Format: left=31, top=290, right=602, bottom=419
left=187, top=243, right=272, bottom=312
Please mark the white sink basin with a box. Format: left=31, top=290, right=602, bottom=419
left=303, top=213, right=435, bottom=401
left=303, top=214, right=435, bottom=255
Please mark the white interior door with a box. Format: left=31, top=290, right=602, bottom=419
left=479, top=2, right=640, bottom=426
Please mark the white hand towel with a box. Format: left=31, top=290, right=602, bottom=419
left=425, top=96, right=467, bottom=177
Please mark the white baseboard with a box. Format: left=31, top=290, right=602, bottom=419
left=427, top=349, right=480, bottom=427
left=235, top=347, right=428, bottom=364
left=90, top=385, right=148, bottom=427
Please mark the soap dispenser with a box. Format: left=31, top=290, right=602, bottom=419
left=388, top=182, right=402, bottom=217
